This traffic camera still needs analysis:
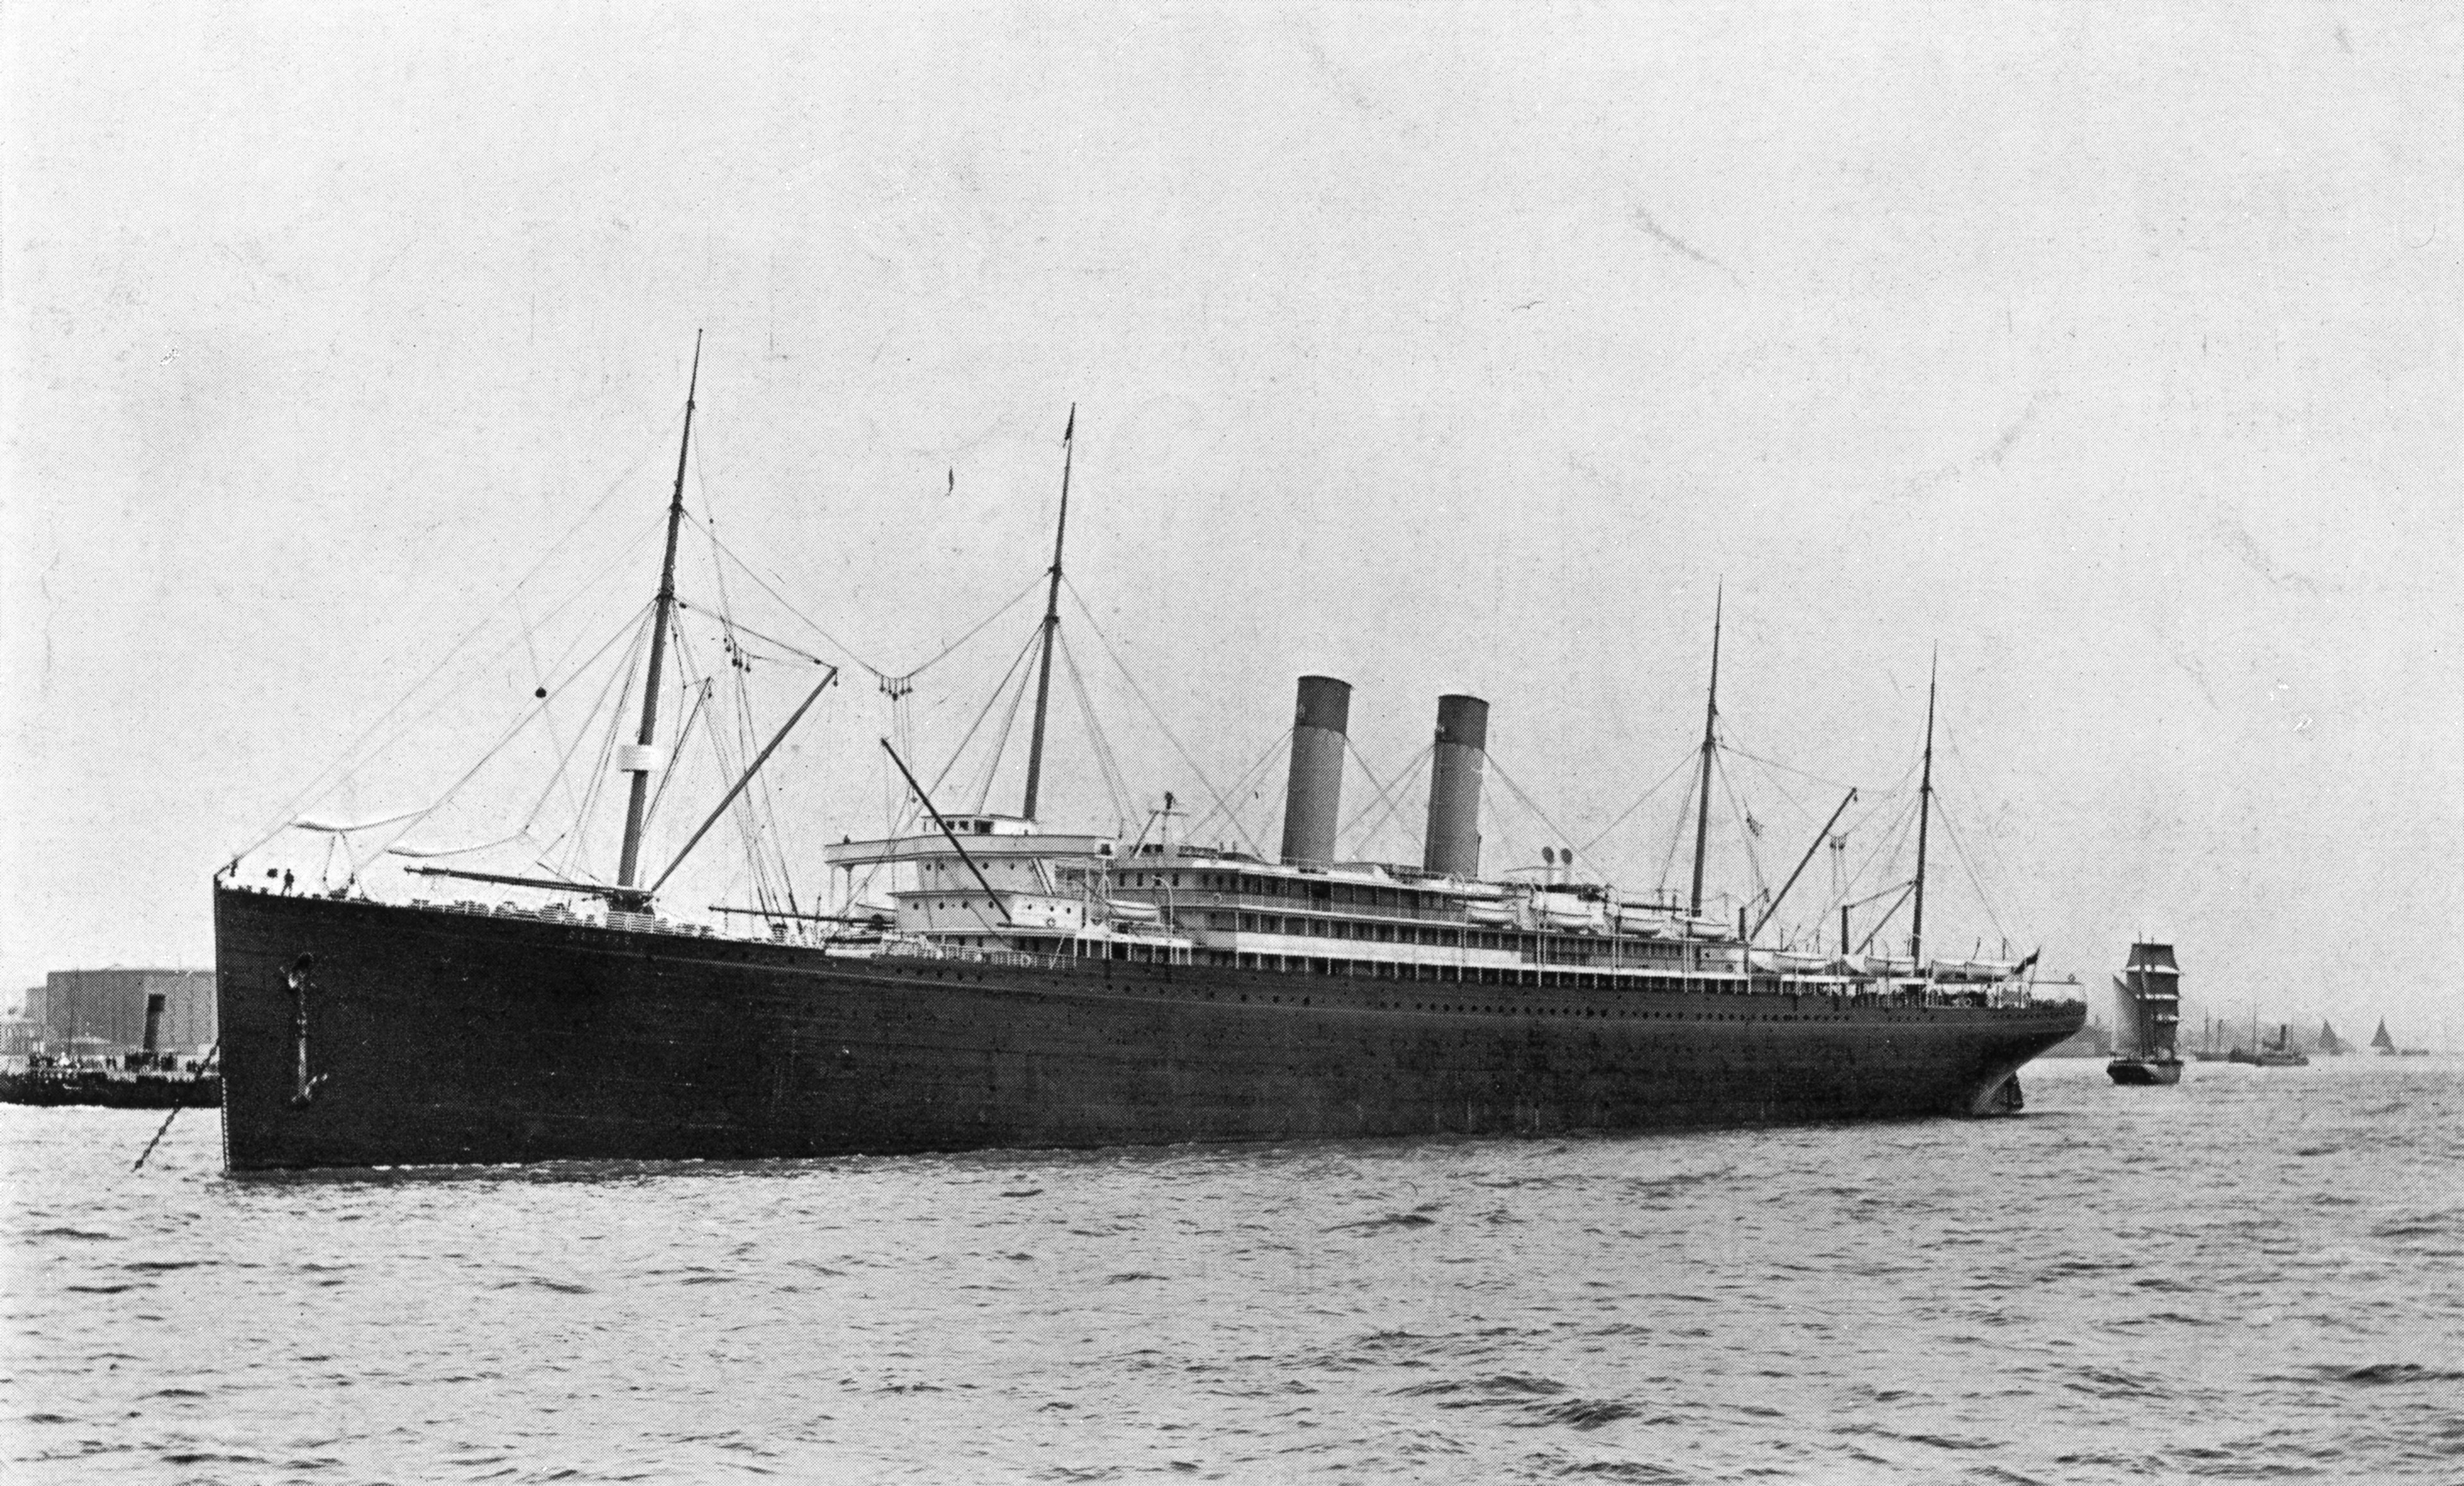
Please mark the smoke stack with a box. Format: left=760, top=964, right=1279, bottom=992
left=1422, top=694, right=1489, bottom=878
left=142, top=992, right=166, bottom=1056
left=1279, top=676, right=1351, bottom=866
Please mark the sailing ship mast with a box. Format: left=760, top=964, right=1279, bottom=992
left=1020, top=405, right=1076, bottom=823
left=1688, top=585, right=1722, bottom=917
left=1908, top=649, right=1937, bottom=969
left=615, top=332, right=702, bottom=901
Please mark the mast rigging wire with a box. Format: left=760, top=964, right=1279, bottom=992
left=1712, top=752, right=1770, bottom=914
left=1484, top=754, right=1583, bottom=866
left=1337, top=742, right=1432, bottom=863
left=316, top=599, right=654, bottom=878
left=925, top=626, right=1041, bottom=807
left=557, top=611, right=656, bottom=882
left=1577, top=746, right=1698, bottom=860
left=1183, top=729, right=1290, bottom=849
left=1060, top=577, right=1262, bottom=860
left=233, top=512, right=668, bottom=866
left=1058, top=631, right=1136, bottom=833
left=361, top=606, right=654, bottom=885
left=964, top=626, right=1041, bottom=814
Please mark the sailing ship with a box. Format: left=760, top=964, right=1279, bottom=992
left=2316, top=1020, right=2348, bottom=1056
left=2105, top=943, right=2183, bottom=1085
left=209, top=355, right=2087, bottom=1172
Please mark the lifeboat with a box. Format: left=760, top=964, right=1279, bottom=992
left=1534, top=892, right=1606, bottom=933
left=1613, top=905, right=1680, bottom=938
left=1750, top=948, right=1834, bottom=975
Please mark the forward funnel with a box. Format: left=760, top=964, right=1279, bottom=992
left=1279, top=676, right=1351, bottom=866
left=1422, top=694, right=1489, bottom=878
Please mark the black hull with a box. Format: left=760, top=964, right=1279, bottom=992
left=2105, top=1056, right=2182, bottom=1086
left=213, top=887, right=2087, bottom=1172
left=1, top=1072, right=222, bottom=1109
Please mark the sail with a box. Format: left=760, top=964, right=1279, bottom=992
left=2372, top=1019, right=2397, bottom=1052
left=2124, top=942, right=2180, bottom=973
left=2110, top=975, right=2141, bottom=1056
left=2318, top=1020, right=2343, bottom=1055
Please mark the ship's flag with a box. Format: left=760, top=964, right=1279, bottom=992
left=2015, top=948, right=2040, bottom=976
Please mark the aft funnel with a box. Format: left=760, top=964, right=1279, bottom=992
left=1422, top=694, right=1489, bottom=878
left=1279, top=676, right=1351, bottom=866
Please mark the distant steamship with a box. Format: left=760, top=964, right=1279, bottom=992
left=212, top=358, right=2084, bottom=1172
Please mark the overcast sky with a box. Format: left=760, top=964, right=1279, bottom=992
left=6, top=3, right=2458, bottom=1043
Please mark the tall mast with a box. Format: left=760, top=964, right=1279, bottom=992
left=1688, top=584, right=1723, bottom=916
left=616, top=331, right=702, bottom=895
left=1908, top=647, right=1937, bottom=968
left=1020, top=404, right=1075, bottom=821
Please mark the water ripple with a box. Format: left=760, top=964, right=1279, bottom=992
left=4, top=1058, right=2460, bottom=1482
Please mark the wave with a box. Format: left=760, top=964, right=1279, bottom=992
left=1324, top=1211, right=1436, bottom=1233
left=2289, top=1362, right=2464, bottom=1386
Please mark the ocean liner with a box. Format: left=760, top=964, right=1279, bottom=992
left=211, top=356, right=2085, bottom=1172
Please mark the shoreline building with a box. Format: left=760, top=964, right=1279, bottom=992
left=23, top=969, right=216, bottom=1057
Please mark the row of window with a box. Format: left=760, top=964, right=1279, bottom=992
left=1119, top=869, right=1448, bottom=914
left=1199, top=953, right=1725, bottom=989
left=1215, top=912, right=1688, bottom=960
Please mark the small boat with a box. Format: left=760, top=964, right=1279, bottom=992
left=1533, top=891, right=1606, bottom=934
left=0, top=1052, right=222, bottom=1109
left=2368, top=1019, right=2429, bottom=1055
left=1750, top=948, right=1836, bottom=976
left=2106, top=942, right=2184, bottom=1086
left=1, top=991, right=221, bottom=1109
left=1611, top=903, right=1681, bottom=937
left=2227, top=1021, right=2309, bottom=1068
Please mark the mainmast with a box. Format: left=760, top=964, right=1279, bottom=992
left=615, top=332, right=702, bottom=897
left=1908, top=648, right=1937, bottom=968
left=1020, top=404, right=1075, bottom=822
left=1688, top=585, right=1723, bottom=916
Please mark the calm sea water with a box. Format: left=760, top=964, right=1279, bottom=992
left=5, top=1057, right=2460, bottom=1484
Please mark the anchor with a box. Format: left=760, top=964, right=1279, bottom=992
left=287, top=954, right=328, bottom=1109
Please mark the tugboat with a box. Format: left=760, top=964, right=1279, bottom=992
left=2107, top=943, right=2184, bottom=1085
left=2228, top=1020, right=2309, bottom=1068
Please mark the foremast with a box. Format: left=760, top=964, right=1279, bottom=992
left=615, top=331, right=702, bottom=905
